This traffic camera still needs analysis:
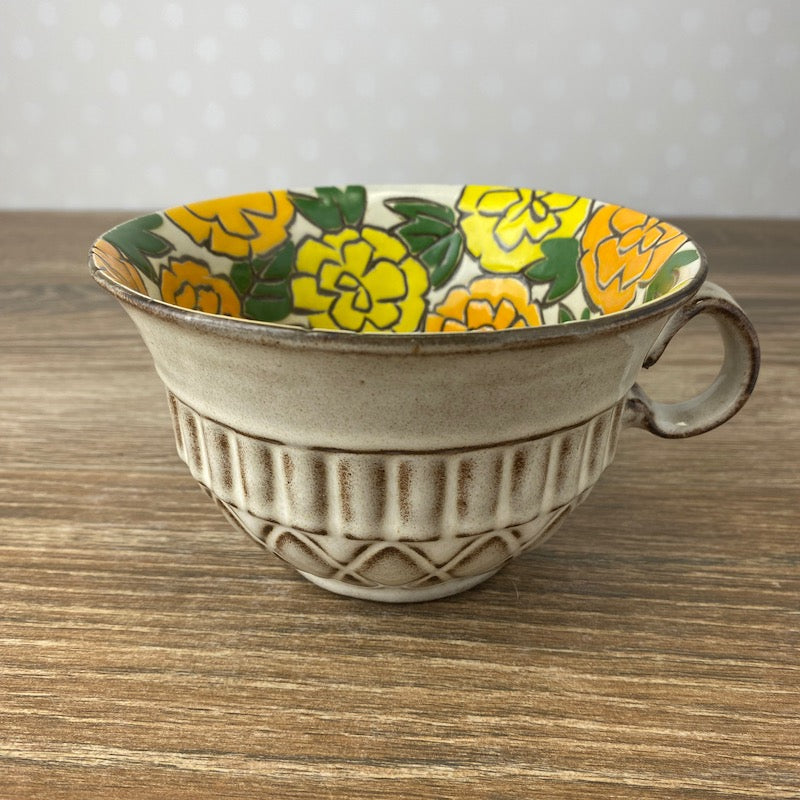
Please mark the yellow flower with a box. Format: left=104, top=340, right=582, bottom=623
left=164, top=191, right=295, bottom=260
left=292, top=227, right=429, bottom=332
left=159, top=257, right=242, bottom=317
left=579, top=204, right=688, bottom=314
left=91, top=238, right=148, bottom=294
left=457, top=186, right=591, bottom=273
left=426, top=276, right=541, bottom=332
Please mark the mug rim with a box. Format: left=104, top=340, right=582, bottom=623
left=89, top=186, right=709, bottom=353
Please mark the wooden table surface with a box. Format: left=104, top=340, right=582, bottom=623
left=1, top=212, right=798, bottom=799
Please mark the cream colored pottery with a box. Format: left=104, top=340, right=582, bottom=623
left=90, top=185, right=760, bottom=602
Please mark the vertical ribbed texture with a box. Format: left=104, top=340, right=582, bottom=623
left=167, top=391, right=624, bottom=587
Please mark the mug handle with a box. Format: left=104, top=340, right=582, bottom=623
left=624, top=281, right=760, bottom=438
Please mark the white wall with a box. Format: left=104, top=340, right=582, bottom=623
left=2, top=0, right=798, bottom=215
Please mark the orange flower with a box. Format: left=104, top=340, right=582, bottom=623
left=164, top=191, right=295, bottom=260
left=159, top=258, right=242, bottom=317
left=91, top=238, right=148, bottom=294
left=426, top=277, right=541, bottom=332
left=579, top=204, right=687, bottom=314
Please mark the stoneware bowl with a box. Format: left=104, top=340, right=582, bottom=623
left=90, top=185, right=760, bottom=602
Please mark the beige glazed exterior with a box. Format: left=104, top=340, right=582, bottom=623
left=90, top=186, right=760, bottom=602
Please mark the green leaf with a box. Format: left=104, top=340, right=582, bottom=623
left=644, top=249, right=698, bottom=302
left=258, top=237, right=294, bottom=280
left=384, top=199, right=455, bottom=226
left=290, top=194, right=342, bottom=231
left=423, top=232, right=464, bottom=287
left=103, top=213, right=171, bottom=283
left=230, top=262, right=253, bottom=295
left=229, top=240, right=295, bottom=322
left=394, top=216, right=454, bottom=253
left=244, top=294, right=292, bottom=322
left=336, top=185, right=367, bottom=227
left=559, top=306, right=592, bottom=324
left=386, top=197, right=465, bottom=288
left=524, top=237, right=580, bottom=305
left=558, top=306, right=575, bottom=324
left=289, top=186, right=367, bottom=232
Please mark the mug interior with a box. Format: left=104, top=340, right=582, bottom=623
left=91, top=185, right=702, bottom=334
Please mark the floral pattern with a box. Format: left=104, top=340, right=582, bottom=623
left=579, top=204, right=688, bottom=315
left=91, top=238, right=147, bottom=294
left=165, top=191, right=295, bottom=260
left=292, top=227, right=429, bottom=332
left=457, top=186, right=591, bottom=273
left=426, top=277, right=541, bottom=332
left=160, top=257, right=242, bottom=316
left=92, top=185, right=700, bottom=332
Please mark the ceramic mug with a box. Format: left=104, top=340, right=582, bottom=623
left=90, top=185, right=759, bottom=602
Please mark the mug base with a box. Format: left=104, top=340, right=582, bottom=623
left=297, top=568, right=500, bottom=603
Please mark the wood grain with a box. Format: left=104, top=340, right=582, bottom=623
left=1, top=212, right=798, bottom=799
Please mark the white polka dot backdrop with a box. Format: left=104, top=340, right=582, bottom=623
left=223, top=3, right=248, bottom=30
left=236, top=133, right=259, bottom=160
left=230, top=70, right=253, bottom=98
left=99, top=2, right=122, bottom=28
left=142, top=102, right=164, bottom=127
left=202, top=102, right=226, bottom=130
left=167, top=69, right=192, bottom=97
left=71, top=36, right=94, bottom=63
left=134, top=35, right=157, bottom=61
left=0, top=0, right=798, bottom=214
left=259, top=37, right=283, bottom=63
left=162, top=2, right=183, bottom=29
left=194, top=35, right=218, bottom=63
left=37, top=2, right=58, bottom=27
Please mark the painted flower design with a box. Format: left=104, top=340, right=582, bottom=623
left=292, top=227, right=429, bottom=332
left=426, top=276, right=541, bottom=332
left=92, top=238, right=148, bottom=294
left=165, top=191, right=295, bottom=260
left=457, top=186, right=591, bottom=273
left=579, top=204, right=688, bottom=314
left=159, top=257, right=242, bottom=316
